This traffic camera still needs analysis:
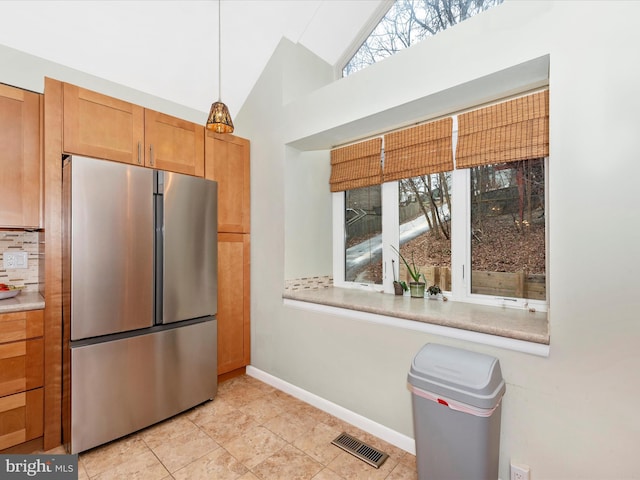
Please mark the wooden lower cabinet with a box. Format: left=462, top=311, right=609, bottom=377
left=0, top=389, right=43, bottom=451
left=217, top=233, right=250, bottom=375
left=0, top=310, right=44, bottom=452
left=0, top=339, right=43, bottom=397
left=0, top=310, right=43, bottom=348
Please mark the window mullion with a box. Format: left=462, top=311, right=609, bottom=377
left=332, top=192, right=346, bottom=288
left=450, top=168, right=469, bottom=301
left=381, top=181, right=399, bottom=294
left=450, top=116, right=467, bottom=301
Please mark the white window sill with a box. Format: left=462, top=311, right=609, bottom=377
left=283, top=287, right=549, bottom=357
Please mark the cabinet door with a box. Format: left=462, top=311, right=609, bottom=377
left=63, top=83, right=145, bottom=165
left=217, top=233, right=250, bottom=375
left=145, top=109, right=204, bottom=176
left=0, top=310, right=44, bottom=344
left=205, top=132, right=250, bottom=233
left=0, top=389, right=43, bottom=450
left=0, top=84, right=41, bottom=228
left=0, top=339, right=43, bottom=397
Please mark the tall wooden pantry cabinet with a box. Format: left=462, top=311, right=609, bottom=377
left=205, top=131, right=250, bottom=379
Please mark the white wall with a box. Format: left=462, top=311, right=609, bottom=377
left=1, top=1, right=638, bottom=478
left=283, top=148, right=333, bottom=279
left=281, top=42, right=335, bottom=279
left=0, top=44, right=205, bottom=123
left=239, top=2, right=640, bottom=479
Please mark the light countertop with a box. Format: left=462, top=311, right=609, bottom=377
left=283, top=287, right=549, bottom=345
left=0, top=291, right=45, bottom=313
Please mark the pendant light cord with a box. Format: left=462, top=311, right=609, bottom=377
left=218, top=0, right=222, bottom=102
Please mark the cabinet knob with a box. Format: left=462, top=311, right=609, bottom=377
left=149, top=144, right=154, bottom=166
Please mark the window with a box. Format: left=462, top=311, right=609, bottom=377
left=470, top=159, right=546, bottom=301
left=343, top=0, right=504, bottom=77
left=398, top=173, right=452, bottom=291
left=332, top=91, right=549, bottom=311
left=345, top=185, right=382, bottom=284
left=330, top=137, right=383, bottom=288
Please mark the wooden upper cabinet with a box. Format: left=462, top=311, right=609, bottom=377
left=205, top=132, right=250, bottom=233
left=144, top=109, right=204, bottom=176
left=0, top=84, right=41, bottom=228
left=62, top=83, right=204, bottom=176
left=63, top=83, right=145, bottom=165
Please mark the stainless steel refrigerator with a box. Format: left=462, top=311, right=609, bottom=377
left=62, top=155, right=218, bottom=454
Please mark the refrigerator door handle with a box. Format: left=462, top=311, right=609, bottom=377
left=154, top=170, right=164, bottom=325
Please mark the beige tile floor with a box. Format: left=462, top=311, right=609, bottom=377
left=49, top=374, right=417, bottom=479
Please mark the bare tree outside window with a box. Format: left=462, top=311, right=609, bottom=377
left=344, top=0, right=504, bottom=77
left=341, top=0, right=531, bottom=297
left=470, top=159, right=546, bottom=300
left=398, top=173, right=452, bottom=290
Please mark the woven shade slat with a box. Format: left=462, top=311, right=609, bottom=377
left=330, top=138, right=382, bottom=192
left=384, top=118, right=453, bottom=182
left=456, top=90, right=549, bottom=169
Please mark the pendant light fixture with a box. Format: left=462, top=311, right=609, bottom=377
left=206, top=0, right=234, bottom=133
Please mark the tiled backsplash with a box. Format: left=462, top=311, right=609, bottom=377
left=0, top=231, right=42, bottom=292
left=284, top=275, right=333, bottom=292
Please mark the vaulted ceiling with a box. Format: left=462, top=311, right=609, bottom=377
left=0, top=1, right=387, bottom=119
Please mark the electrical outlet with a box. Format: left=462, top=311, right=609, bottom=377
left=510, top=462, right=530, bottom=480
left=3, top=251, right=29, bottom=269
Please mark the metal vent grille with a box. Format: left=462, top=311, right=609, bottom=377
left=331, top=432, right=389, bottom=469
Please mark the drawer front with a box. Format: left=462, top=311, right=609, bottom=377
left=0, top=310, right=43, bottom=343
left=0, top=339, right=44, bottom=397
left=0, top=389, right=43, bottom=450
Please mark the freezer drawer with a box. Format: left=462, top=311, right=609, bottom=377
left=69, top=319, right=217, bottom=453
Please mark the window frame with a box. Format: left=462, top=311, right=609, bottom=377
left=339, top=0, right=505, bottom=79
left=332, top=115, right=549, bottom=312
left=332, top=182, right=398, bottom=294
left=454, top=159, right=549, bottom=312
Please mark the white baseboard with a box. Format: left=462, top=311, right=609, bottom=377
left=246, top=365, right=416, bottom=455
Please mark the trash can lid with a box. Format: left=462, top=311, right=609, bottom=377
left=407, top=343, right=505, bottom=409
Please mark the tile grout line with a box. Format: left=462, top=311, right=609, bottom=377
left=72, top=375, right=414, bottom=480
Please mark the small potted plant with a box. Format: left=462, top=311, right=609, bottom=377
left=427, top=284, right=442, bottom=300
left=394, top=280, right=408, bottom=295
left=392, top=246, right=426, bottom=298
left=392, top=259, right=408, bottom=295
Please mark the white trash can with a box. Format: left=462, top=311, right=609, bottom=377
left=407, top=343, right=506, bottom=480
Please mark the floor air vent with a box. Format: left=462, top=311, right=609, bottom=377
left=331, top=432, right=389, bottom=468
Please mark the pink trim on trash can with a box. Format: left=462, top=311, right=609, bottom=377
left=407, top=383, right=501, bottom=417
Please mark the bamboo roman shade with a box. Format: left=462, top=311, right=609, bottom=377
left=383, top=117, right=453, bottom=182
left=330, top=137, right=383, bottom=192
left=455, top=90, right=549, bottom=168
